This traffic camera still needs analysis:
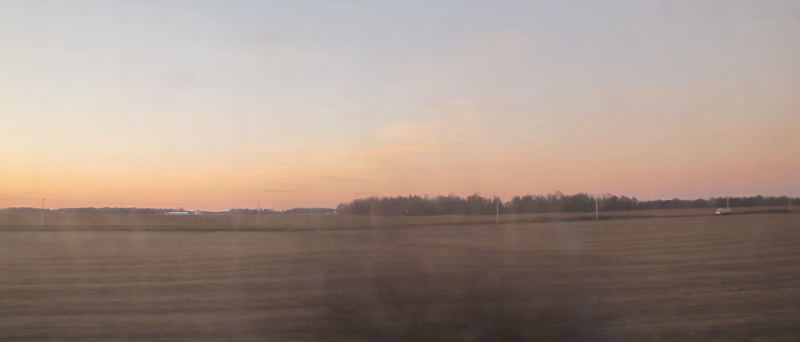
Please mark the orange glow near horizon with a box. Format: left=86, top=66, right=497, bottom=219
left=2, top=129, right=798, bottom=211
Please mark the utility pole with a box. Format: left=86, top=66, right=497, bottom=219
left=595, top=196, right=599, bottom=221
left=256, top=201, right=260, bottom=226
left=40, top=198, right=45, bottom=228
left=495, top=197, right=500, bottom=225
left=725, top=192, right=729, bottom=210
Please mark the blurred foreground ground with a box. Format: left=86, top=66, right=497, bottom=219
left=1, top=213, right=799, bottom=341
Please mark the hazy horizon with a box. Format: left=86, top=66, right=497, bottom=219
left=2, top=1, right=799, bottom=210
left=1, top=192, right=796, bottom=212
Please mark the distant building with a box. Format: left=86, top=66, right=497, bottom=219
left=165, top=211, right=190, bottom=215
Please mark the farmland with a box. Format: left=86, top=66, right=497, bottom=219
left=1, top=212, right=800, bottom=341
left=0, top=205, right=793, bottom=231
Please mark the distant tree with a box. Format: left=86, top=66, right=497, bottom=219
left=334, top=193, right=796, bottom=216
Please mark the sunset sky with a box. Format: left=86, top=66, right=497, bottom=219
left=1, top=1, right=799, bottom=210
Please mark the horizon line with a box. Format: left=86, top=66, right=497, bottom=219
left=2, top=192, right=796, bottom=211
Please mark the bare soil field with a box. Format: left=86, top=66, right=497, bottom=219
left=1, top=206, right=795, bottom=230
left=1, top=213, right=799, bottom=341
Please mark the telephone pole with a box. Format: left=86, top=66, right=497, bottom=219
left=495, top=197, right=500, bottom=225
left=40, top=198, right=45, bottom=228
left=256, top=201, right=260, bottom=226
left=595, top=196, right=599, bottom=221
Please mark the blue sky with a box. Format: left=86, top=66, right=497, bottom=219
left=1, top=1, right=799, bottom=209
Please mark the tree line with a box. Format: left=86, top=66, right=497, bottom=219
left=2, top=194, right=794, bottom=217
left=335, top=193, right=797, bottom=216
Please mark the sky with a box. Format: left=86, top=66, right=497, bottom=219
left=1, top=0, right=799, bottom=210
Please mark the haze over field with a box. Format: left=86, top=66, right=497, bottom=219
left=2, top=1, right=799, bottom=210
